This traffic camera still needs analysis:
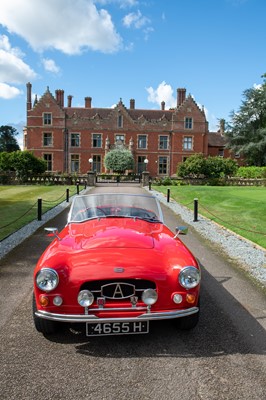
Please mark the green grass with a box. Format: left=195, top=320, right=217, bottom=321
left=152, top=185, right=266, bottom=249
left=0, top=185, right=78, bottom=241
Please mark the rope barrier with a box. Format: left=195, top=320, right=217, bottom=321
left=198, top=203, right=266, bottom=236
left=0, top=201, right=38, bottom=230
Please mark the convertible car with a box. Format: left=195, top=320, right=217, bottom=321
left=33, top=193, right=201, bottom=336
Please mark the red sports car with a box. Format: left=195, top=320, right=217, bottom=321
left=33, top=193, right=201, bottom=336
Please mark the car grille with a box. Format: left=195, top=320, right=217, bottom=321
left=80, top=279, right=156, bottom=301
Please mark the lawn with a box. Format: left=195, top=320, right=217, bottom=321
left=152, top=185, right=266, bottom=249
left=0, top=185, right=78, bottom=241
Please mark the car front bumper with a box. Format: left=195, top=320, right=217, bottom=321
left=35, top=306, right=199, bottom=323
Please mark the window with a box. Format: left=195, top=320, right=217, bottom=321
left=115, top=134, right=125, bottom=143
left=70, top=154, right=80, bottom=173
left=43, top=113, right=52, bottom=125
left=158, top=156, right=168, bottom=174
left=159, top=135, right=169, bottom=150
left=218, top=148, right=224, bottom=157
left=43, top=154, right=52, bottom=171
left=185, top=117, right=193, bottom=129
left=137, top=156, right=146, bottom=174
left=118, top=115, right=123, bottom=128
left=91, top=155, right=101, bottom=173
left=70, top=133, right=80, bottom=147
left=138, top=135, right=147, bottom=149
left=92, top=133, right=102, bottom=148
left=183, top=136, right=193, bottom=150
left=43, top=132, right=52, bottom=147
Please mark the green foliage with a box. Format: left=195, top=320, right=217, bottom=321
left=236, top=166, right=266, bottom=178
left=104, top=149, right=134, bottom=173
left=0, top=150, right=46, bottom=182
left=0, top=125, right=20, bottom=152
left=177, top=154, right=238, bottom=179
left=224, top=74, right=266, bottom=166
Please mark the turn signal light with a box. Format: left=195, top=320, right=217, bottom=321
left=186, top=293, right=196, bottom=304
left=39, top=295, right=49, bottom=307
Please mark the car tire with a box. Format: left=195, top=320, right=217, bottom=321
left=174, top=299, right=200, bottom=330
left=32, top=294, right=61, bottom=335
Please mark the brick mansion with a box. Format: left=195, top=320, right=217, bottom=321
left=24, top=82, right=235, bottom=177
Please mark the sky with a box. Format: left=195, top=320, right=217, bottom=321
left=0, top=0, right=266, bottom=148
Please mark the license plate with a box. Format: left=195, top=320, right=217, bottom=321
left=86, top=321, right=149, bottom=336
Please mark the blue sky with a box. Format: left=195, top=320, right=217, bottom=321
left=0, top=0, right=266, bottom=147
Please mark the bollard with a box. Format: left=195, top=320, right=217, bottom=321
left=167, top=188, right=170, bottom=203
left=37, top=198, right=42, bottom=221
left=149, top=181, right=151, bottom=191
left=76, top=182, right=80, bottom=195
left=193, top=198, right=198, bottom=222
left=66, top=188, right=69, bottom=203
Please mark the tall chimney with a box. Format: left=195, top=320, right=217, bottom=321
left=26, top=82, right=32, bottom=111
left=60, top=90, right=64, bottom=107
left=55, top=89, right=60, bottom=104
left=85, top=97, right=92, bottom=108
left=130, top=99, right=135, bottom=109
left=177, top=88, right=186, bottom=106
left=67, top=95, right=73, bottom=107
left=161, top=101, right=165, bottom=111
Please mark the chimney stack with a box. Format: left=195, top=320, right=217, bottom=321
left=26, top=82, right=32, bottom=111
left=55, top=89, right=64, bottom=107
left=130, top=99, right=135, bottom=109
left=67, top=95, right=73, bottom=107
left=85, top=97, right=92, bottom=108
left=177, top=88, right=186, bottom=106
left=161, top=101, right=165, bottom=110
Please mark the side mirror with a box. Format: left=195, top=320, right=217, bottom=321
left=174, top=226, right=188, bottom=238
left=44, top=227, right=61, bottom=241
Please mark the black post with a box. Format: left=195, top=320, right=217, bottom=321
left=37, top=198, right=42, bottom=221
left=66, top=188, right=69, bottom=203
left=149, top=181, right=151, bottom=191
left=76, top=182, right=80, bottom=195
left=193, top=198, right=198, bottom=222
left=167, top=188, right=170, bottom=203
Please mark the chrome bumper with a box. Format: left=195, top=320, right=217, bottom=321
left=35, top=307, right=199, bottom=323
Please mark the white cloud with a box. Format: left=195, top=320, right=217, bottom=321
left=0, top=0, right=122, bottom=54
left=0, top=35, right=37, bottom=98
left=146, top=81, right=176, bottom=109
left=123, top=10, right=150, bottom=29
left=41, top=58, right=60, bottom=74
left=0, top=82, right=22, bottom=99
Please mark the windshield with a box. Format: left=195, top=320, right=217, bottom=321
left=68, top=193, right=163, bottom=223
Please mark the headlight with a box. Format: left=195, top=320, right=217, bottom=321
left=36, top=268, right=59, bottom=292
left=78, top=290, right=94, bottom=307
left=179, top=266, right=200, bottom=289
left=142, top=289, right=158, bottom=305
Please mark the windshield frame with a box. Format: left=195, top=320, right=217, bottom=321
left=68, top=193, right=164, bottom=224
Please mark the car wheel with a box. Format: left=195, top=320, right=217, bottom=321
left=32, top=294, right=61, bottom=335
left=174, top=299, right=200, bottom=330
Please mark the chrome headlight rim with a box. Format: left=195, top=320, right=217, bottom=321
left=78, top=290, right=94, bottom=307
left=179, top=266, right=201, bottom=289
left=36, top=267, right=59, bottom=292
left=142, top=288, right=158, bottom=305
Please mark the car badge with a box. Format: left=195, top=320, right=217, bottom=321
left=114, top=267, right=124, bottom=273
left=97, top=297, right=106, bottom=308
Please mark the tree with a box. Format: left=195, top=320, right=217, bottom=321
left=104, top=149, right=134, bottom=173
left=224, top=74, right=266, bottom=166
left=0, top=125, right=20, bottom=152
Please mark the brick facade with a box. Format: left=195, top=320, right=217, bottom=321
left=24, top=83, right=234, bottom=176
